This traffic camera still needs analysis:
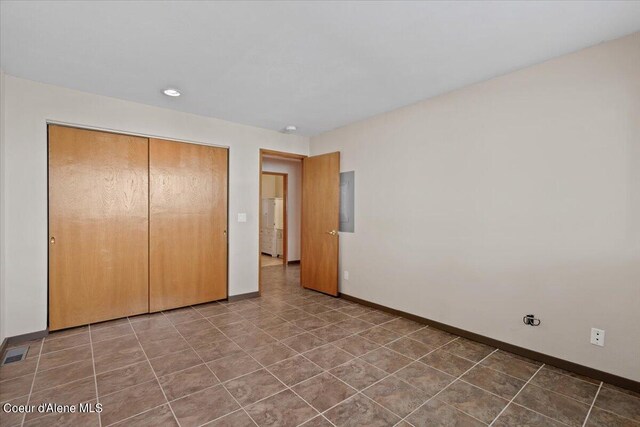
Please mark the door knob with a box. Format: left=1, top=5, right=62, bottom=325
left=325, top=230, right=338, bottom=236
left=50, top=236, right=56, bottom=244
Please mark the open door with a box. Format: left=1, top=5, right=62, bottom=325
left=301, top=152, right=340, bottom=296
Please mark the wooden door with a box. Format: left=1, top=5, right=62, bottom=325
left=149, top=139, right=228, bottom=311
left=301, top=152, right=340, bottom=296
left=48, top=126, right=149, bottom=330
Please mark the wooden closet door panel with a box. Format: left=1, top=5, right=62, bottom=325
left=48, top=125, right=149, bottom=330
left=149, top=138, right=228, bottom=312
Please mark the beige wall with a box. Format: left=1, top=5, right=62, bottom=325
left=263, top=158, right=303, bottom=261
left=1, top=75, right=309, bottom=339
left=311, top=33, right=640, bottom=381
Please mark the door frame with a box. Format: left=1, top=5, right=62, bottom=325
left=261, top=171, right=288, bottom=264
left=258, top=149, right=306, bottom=294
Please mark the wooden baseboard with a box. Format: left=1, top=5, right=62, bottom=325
left=228, top=291, right=260, bottom=302
left=1, top=329, right=49, bottom=358
left=340, top=293, right=640, bottom=393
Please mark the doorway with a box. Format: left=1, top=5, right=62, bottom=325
left=258, top=149, right=341, bottom=296
left=259, top=150, right=304, bottom=293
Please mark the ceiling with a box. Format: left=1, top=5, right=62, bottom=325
left=2, top=1, right=639, bottom=136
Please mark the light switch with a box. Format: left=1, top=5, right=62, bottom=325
left=237, top=213, right=247, bottom=223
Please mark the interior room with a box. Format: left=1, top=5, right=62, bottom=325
left=0, top=1, right=639, bottom=426
left=261, top=172, right=286, bottom=267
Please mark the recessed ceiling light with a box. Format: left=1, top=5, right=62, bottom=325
left=163, top=88, right=181, bottom=97
left=284, top=125, right=297, bottom=133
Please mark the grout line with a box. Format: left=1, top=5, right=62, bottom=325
left=4, top=359, right=157, bottom=403
left=100, top=378, right=157, bottom=403
left=583, top=405, right=640, bottom=424
left=581, top=381, right=603, bottom=427
left=247, top=322, right=460, bottom=425
left=447, top=353, right=542, bottom=384
left=19, top=337, right=44, bottom=427
left=42, top=328, right=88, bottom=342
left=12, top=270, right=631, bottom=427
left=359, top=337, right=460, bottom=392
left=127, top=317, right=182, bottom=427
left=0, top=334, right=180, bottom=385
left=7, top=332, right=467, bottom=427
left=539, top=365, right=605, bottom=388
left=33, top=341, right=90, bottom=358
left=455, top=377, right=524, bottom=402
left=320, top=414, right=338, bottom=427
left=192, top=408, right=250, bottom=427
left=102, top=402, right=167, bottom=427
left=22, top=355, right=91, bottom=376
left=488, top=363, right=545, bottom=426
left=161, top=311, right=260, bottom=427
left=255, top=355, right=325, bottom=424
left=200, top=307, right=332, bottom=426
left=87, top=324, right=102, bottom=427
left=507, top=402, right=575, bottom=427
left=397, top=348, right=499, bottom=425
left=326, top=335, right=464, bottom=426
left=511, top=379, right=608, bottom=415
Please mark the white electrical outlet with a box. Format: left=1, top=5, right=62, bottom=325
left=590, top=328, right=605, bottom=347
left=343, top=270, right=349, bottom=281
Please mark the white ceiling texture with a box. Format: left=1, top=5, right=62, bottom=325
left=2, top=1, right=639, bottom=135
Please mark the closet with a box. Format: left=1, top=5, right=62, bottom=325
left=149, top=138, right=228, bottom=312
left=48, top=125, right=228, bottom=330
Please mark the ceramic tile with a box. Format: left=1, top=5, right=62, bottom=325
left=419, top=349, right=475, bottom=377
left=207, top=353, right=262, bottom=382
left=268, top=355, right=323, bottom=386
left=531, top=366, right=599, bottom=404
left=224, top=369, right=285, bottom=406
left=594, top=386, right=640, bottom=422
left=361, top=347, right=412, bottom=374
left=304, top=344, right=354, bottom=370
left=437, top=380, right=509, bottom=424
left=461, top=365, right=526, bottom=399
left=395, top=362, right=455, bottom=396
left=171, top=385, right=240, bottom=427
left=158, top=364, right=219, bottom=401
left=406, top=398, right=486, bottom=427
left=99, top=380, right=167, bottom=425
left=514, top=383, right=590, bottom=426
left=329, top=358, right=388, bottom=391
left=363, top=375, right=429, bottom=417
left=292, top=372, right=357, bottom=412
left=386, top=337, right=432, bottom=359
left=324, top=394, right=400, bottom=427
left=96, top=360, right=155, bottom=397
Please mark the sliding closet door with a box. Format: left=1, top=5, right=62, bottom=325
left=48, top=125, right=149, bottom=330
left=149, top=138, right=228, bottom=312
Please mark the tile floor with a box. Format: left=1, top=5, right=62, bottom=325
left=1, top=264, right=639, bottom=427
left=261, top=255, right=284, bottom=268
